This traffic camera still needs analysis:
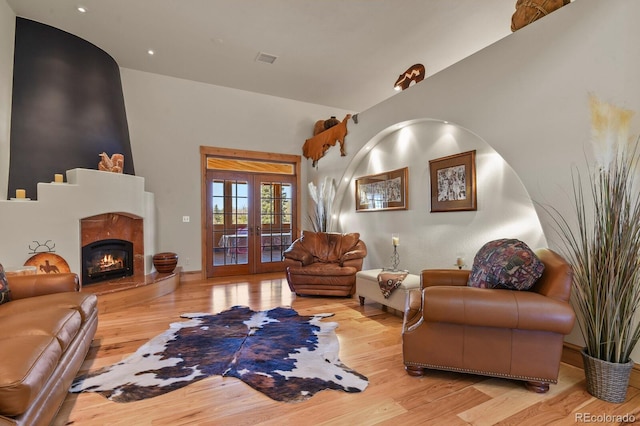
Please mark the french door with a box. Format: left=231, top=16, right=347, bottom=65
left=205, top=170, right=297, bottom=277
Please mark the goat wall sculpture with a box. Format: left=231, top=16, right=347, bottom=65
left=98, top=152, right=124, bottom=173
left=303, top=114, right=352, bottom=167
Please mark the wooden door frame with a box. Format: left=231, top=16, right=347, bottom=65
left=200, top=146, right=301, bottom=279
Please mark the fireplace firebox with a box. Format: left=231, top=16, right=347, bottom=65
left=82, top=239, right=133, bottom=284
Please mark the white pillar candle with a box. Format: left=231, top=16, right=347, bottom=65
left=392, top=234, right=399, bottom=246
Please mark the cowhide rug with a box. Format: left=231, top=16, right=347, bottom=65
left=70, top=306, right=368, bottom=402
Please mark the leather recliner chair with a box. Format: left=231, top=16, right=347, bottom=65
left=402, top=248, right=575, bottom=392
left=283, top=231, right=367, bottom=297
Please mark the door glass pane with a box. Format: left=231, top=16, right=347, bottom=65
left=212, top=180, right=224, bottom=225
left=259, top=181, right=292, bottom=263
left=281, top=184, right=292, bottom=225
left=213, top=179, right=249, bottom=266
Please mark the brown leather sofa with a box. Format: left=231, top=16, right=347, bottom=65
left=402, top=248, right=575, bottom=392
left=0, top=272, right=98, bottom=426
left=283, top=231, right=367, bottom=297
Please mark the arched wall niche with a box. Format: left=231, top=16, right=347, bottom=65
left=330, top=118, right=546, bottom=274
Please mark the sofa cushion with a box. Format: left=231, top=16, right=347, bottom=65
left=336, top=233, right=360, bottom=256
left=467, top=239, right=544, bottom=290
left=298, top=231, right=360, bottom=263
left=0, top=263, right=11, bottom=305
left=0, top=335, right=62, bottom=416
left=0, top=308, right=82, bottom=352
left=0, top=292, right=97, bottom=322
left=423, top=286, right=575, bottom=333
left=287, top=263, right=358, bottom=277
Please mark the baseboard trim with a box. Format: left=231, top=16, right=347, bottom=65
left=179, top=270, right=202, bottom=282
left=562, top=342, right=640, bottom=389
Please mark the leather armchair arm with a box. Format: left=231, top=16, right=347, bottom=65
left=283, top=244, right=313, bottom=266
left=422, top=286, right=575, bottom=334
left=341, top=249, right=366, bottom=264
left=340, top=240, right=367, bottom=264
left=342, top=258, right=364, bottom=270
left=7, top=273, right=80, bottom=300
left=283, top=258, right=303, bottom=270
left=421, top=269, right=470, bottom=288
left=403, top=289, right=423, bottom=331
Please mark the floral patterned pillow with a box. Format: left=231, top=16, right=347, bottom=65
left=467, top=239, right=544, bottom=290
left=0, top=263, right=11, bottom=304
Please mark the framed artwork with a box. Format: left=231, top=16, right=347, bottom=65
left=355, top=167, right=408, bottom=212
left=429, top=150, right=477, bottom=212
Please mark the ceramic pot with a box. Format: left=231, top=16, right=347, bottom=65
left=153, top=252, right=178, bottom=273
left=323, top=116, right=340, bottom=130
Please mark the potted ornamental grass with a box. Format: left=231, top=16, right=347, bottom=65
left=545, top=95, right=640, bottom=403
left=307, top=176, right=336, bottom=232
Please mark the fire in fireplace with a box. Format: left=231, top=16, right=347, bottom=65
left=82, top=239, right=133, bottom=284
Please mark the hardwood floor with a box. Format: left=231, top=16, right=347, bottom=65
left=55, top=273, right=640, bottom=426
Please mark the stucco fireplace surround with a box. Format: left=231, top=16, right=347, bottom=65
left=0, top=169, right=156, bottom=283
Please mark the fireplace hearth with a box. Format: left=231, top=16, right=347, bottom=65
left=82, top=239, right=133, bottom=285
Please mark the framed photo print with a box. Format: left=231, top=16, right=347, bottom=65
left=429, top=150, right=476, bottom=212
left=355, top=167, right=408, bottom=212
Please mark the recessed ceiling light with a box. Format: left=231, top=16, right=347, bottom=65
left=77, top=6, right=87, bottom=13
left=147, top=50, right=155, bottom=56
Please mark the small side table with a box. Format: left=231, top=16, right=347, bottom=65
left=356, top=269, right=420, bottom=312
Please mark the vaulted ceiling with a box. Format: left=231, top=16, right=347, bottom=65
left=6, top=0, right=517, bottom=111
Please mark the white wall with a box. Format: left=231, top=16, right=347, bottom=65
left=120, top=69, right=350, bottom=272
left=336, top=120, right=545, bottom=274
left=311, top=0, right=640, bottom=359
left=331, top=0, right=640, bottom=234
left=0, top=0, right=14, bottom=200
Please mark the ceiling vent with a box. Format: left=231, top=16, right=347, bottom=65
left=255, top=52, right=278, bottom=64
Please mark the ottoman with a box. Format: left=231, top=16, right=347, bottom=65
left=356, top=269, right=420, bottom=312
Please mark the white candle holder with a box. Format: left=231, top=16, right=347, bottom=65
left=390, top=233, right=400, bottom=271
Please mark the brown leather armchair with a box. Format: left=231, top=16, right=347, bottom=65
left=402, top=248, right=575, bottom=392
left=283, top=231, right=367, bottom=297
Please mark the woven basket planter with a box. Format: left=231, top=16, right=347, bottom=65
left=581, top=349, right=633, bottom=403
